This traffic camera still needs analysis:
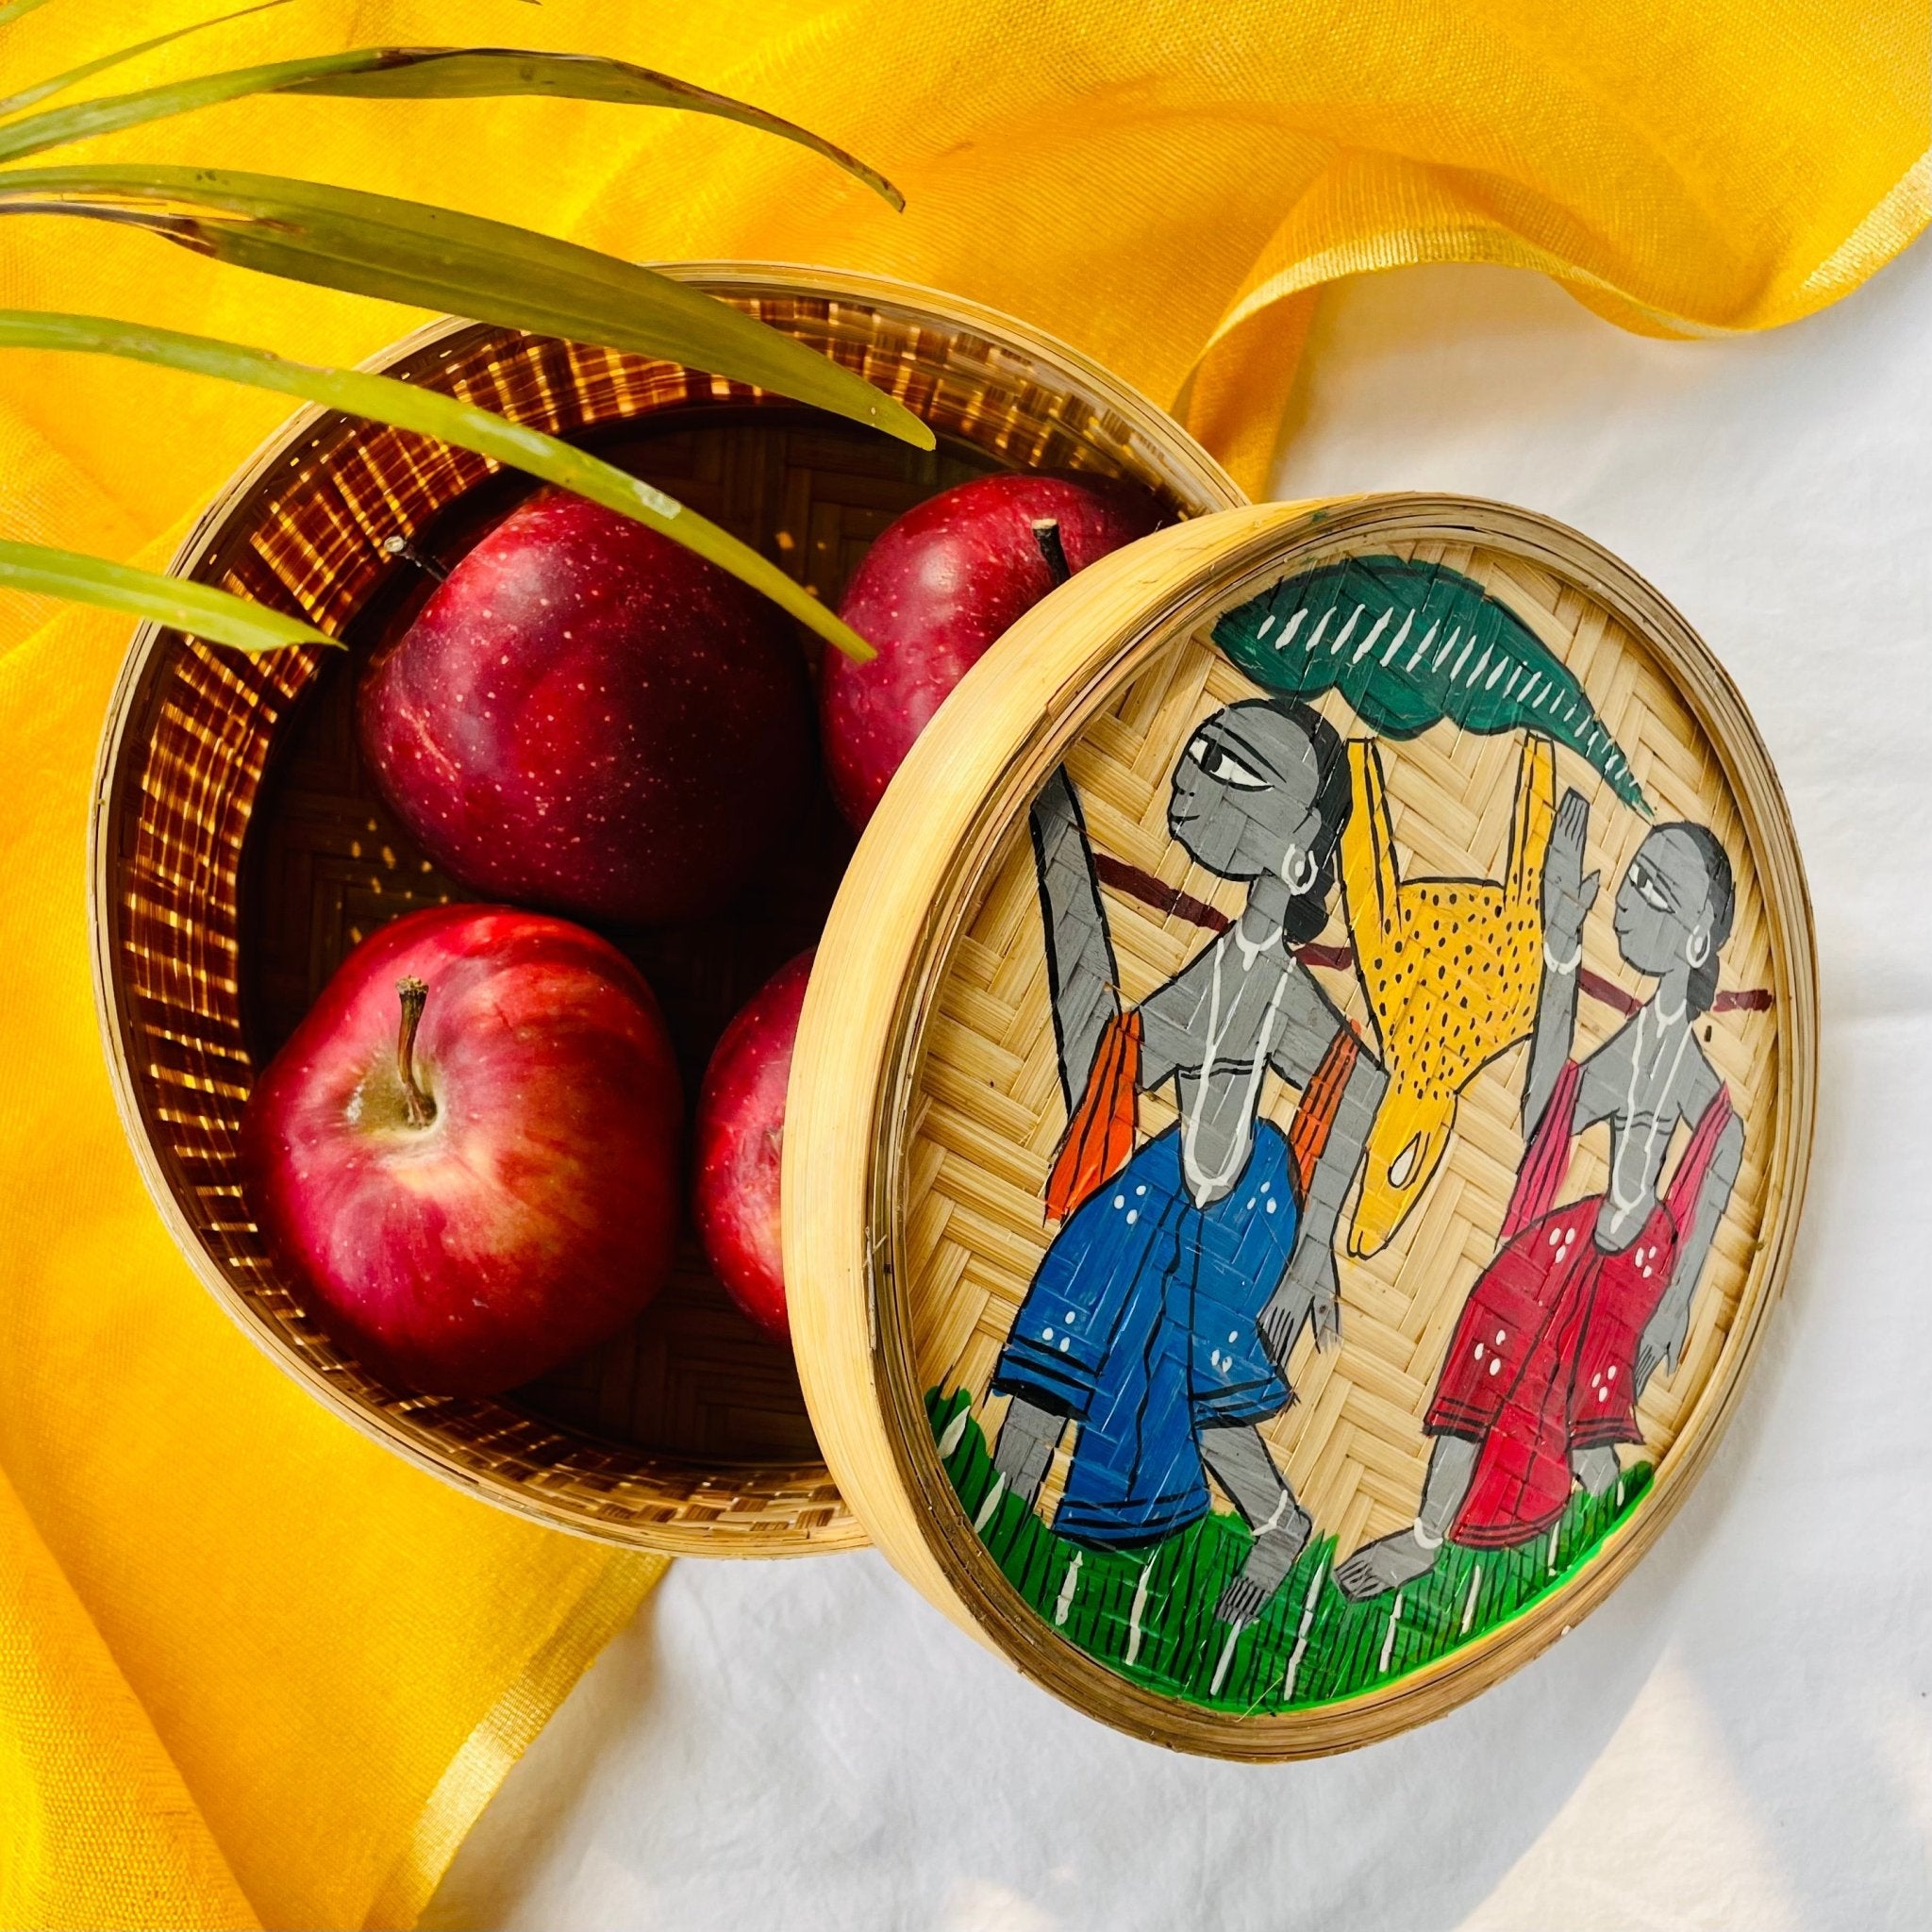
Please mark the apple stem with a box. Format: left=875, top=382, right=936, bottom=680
left=1031, top=518, right=1072, bottom=587
left=381, top=532, right=450, bottom=583
left=394, top=976, right=437, bottom=1128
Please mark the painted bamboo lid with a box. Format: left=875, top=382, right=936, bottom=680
left=789, top=496, right=1815, bottom=1757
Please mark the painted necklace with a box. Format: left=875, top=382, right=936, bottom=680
left=1181, top=927, right=1291, bottom=1205
left=1608, top=996, right=1692, bottom=1218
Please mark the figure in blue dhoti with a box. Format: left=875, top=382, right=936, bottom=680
left=988, top=699, right=1388, bottom=1626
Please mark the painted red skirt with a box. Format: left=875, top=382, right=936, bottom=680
left=1424, top=1058, right=1733, bottom=1549
left=1426, top=1194, right=1680, bottom=1546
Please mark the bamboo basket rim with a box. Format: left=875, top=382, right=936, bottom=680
left=86, top=262, right=1243, bottom=1557
left=788, top=494, right=1817, bottom=1754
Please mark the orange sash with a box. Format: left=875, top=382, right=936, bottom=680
left=1289, top=1024, right=1361, bottom=1198
left=1043, top=1010, right=1142, bottom=1222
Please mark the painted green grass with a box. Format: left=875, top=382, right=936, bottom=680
left=928, top=1388, right=1652, bottom=1713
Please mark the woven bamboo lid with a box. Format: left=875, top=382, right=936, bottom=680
left=788, top=496, right=1815, bottom=1755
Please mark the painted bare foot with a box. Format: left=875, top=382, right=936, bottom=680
left=1571, top=1445, right=1620, bottom=1498
left=1335, top=1526, right=1441, bottom=1601
left=1214, top=1503, right=1312, bottom=1624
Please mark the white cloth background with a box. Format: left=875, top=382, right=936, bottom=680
left=425, top=239, right=1932, bottom=1932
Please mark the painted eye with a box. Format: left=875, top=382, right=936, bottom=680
left=1209, top=748, right=1269, bottom=790
left=1387, top=1133, right=1423, bottom=1189
left=1637, top=874, right=1672, bottom=912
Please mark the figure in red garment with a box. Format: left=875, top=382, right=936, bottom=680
left=1337, top=790, right=1746, bottom=1598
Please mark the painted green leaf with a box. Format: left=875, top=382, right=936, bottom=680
left=0, top=4, right=293, bottom=121
left=1212, top=554, right=1646, bottom=809
left=0, top=43, right=903, bottom=208
left=0, top=309, right=875, bottom=661
left=0, top=538, right=337, bottom=652
left=0, top=164, right=933, bottom=451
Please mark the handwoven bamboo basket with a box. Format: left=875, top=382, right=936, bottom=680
left=790, top=497, right=1816, bottom=1755
left=89, top=265, right=1243, bottom=1557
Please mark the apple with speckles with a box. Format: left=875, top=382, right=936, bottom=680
left=242, top=905, right=683, bottom=1396
left=820, top=473, right=1164, bottom=828
left=691, top=948, right=813, bottom=1342
left=358, top=491, right=814, bottom=927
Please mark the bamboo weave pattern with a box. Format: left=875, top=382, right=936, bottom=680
left=907, top=541, right=1779, bottom=1564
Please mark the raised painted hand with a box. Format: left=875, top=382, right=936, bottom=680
left=1541, top=787, right=1600, bottom=946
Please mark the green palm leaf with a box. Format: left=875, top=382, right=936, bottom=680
left=0, top=163, right=932, bottom=450
left=0, top=4, right=293, bottom=121
left=288, top=49, right=905, bottom=210
left=0, top=538, right=337, bottom=652
left=0, top=43, right=903, bottom=208
left=1212, top=555, right=1647, bottom=809
left=0, top=308, right=875, bottom=660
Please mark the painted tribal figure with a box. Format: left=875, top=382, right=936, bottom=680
left=986, top=700, right=1387, bottom=1624
left=1337, top=791, right=1746, bottom=1599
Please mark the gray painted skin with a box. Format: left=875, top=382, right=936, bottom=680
left=1335, top=795, right=1747, bottom=1601
left=991, top=702, right=1388, bottom=1626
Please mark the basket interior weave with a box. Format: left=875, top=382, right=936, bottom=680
left=95, top=279, right=1238, bottom=1550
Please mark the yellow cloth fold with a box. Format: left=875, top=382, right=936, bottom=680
left=0, top=3, right=1922, bottom=1927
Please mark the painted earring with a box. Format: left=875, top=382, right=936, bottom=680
left=1687, top=927, right=1711, bottom=968
left=1282, top=843, right=1319, bottom=895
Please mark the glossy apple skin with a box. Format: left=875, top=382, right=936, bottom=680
left=691, top=948, right=813, bottom=1342
left=821, top=473, right=1163, bottom=827
left=242, top=905, right=683, bottom=1396
left=358, top=490, right=814, bottom=927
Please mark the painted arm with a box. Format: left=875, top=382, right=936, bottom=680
left=1029, top=766, right=1121, bottom=1112
left=1258, top=999, right=1388, bottom=1366
left=1294, top=1047, right=1387, bottom=1273
left=991, top=770, right=1115, bottom=1515
left=1636, top=1109, right=1744, bottom=1392
left=1524, top=786, right=1599, bottom=1138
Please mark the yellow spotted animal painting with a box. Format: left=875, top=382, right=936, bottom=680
left=1340, top=735, right=1556, bottom=1256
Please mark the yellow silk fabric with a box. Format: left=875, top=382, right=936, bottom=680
left=0, top=2, right=1921, bottom=1927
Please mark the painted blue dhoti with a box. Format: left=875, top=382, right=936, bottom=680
left=991, top=1123, right=1300, bottom=1549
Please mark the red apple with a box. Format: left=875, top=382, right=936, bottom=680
left=820, top=473, right=1163, bottom=826
left=691, top=948, right=813, bottom=1341
left=358, top=490, right=814, bottom=927
left=242, top=905, right=683, bottom=1396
